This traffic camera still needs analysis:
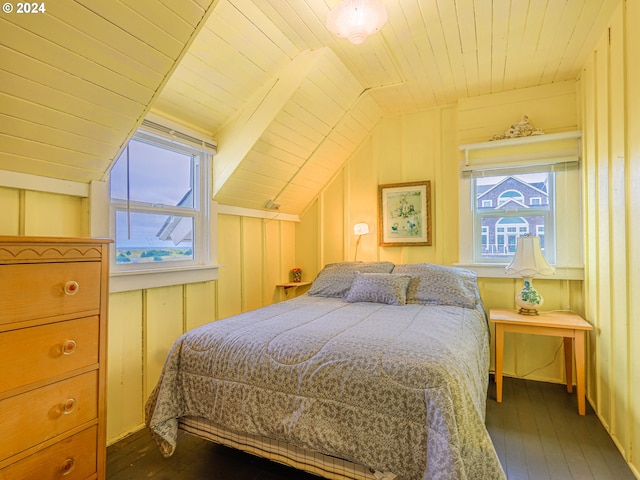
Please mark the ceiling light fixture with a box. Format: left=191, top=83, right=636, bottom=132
left=326, top=0, right=388, bottom=45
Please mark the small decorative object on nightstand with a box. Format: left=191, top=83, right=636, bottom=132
left=505, top=235, right=555, bottom=315
left=291, top=267, right=302, bottom=283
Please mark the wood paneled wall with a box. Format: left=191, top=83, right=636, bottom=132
left=579, top=1, right=640, bottom=475
left=299, top=97, right=585, bottom=386
left=0, top=189, right=299, bottom=443
left=107, top=213, right=298, bottom=442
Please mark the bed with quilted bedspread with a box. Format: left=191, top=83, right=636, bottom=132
left=145, top=262, right=506, bottom=480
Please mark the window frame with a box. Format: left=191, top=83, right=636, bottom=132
left=108, top=130, right=219, bottom=292
left=456, top=131, right=584, bottom=280
left=472, top=173, right=556, bottom=264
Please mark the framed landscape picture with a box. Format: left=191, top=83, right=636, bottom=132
left=378, top=181, right=432, bottom=246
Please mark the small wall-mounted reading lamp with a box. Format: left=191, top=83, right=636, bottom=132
left=353, top=222, right=370, bottom=261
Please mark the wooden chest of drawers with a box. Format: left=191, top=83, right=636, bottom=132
left=0, top=236, right=110, bottom=480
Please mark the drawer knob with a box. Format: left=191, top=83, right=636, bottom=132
left=61, top=398, right=77, bottom=415
left=62, top=339, right=77, bottom=355
left=64, top=280, right=80, bottom=296
left=59, top=457, right=76, bottom=476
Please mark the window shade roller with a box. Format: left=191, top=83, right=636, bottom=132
left=459, top=131, right=581, bottom=176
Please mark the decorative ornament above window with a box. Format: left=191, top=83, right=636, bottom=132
left=326, top=0, right=388, bottom=45
left=490, top=115, right=545, bottom=141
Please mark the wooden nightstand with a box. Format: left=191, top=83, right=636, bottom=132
left=489, top=308, right=593, bottom=415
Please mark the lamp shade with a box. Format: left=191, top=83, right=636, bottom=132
left=505, top=236, right=555, bottom=277
left=326, top=0, right=388, bottom=45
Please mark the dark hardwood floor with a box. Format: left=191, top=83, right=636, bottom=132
left=107, top=377, right=636, bottom=479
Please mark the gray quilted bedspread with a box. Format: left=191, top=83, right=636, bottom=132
left=145, top=295, right=505, bottom=480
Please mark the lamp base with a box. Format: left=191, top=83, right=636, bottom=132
left=517, top=307, right=539, bottom=316
left=514, top=277, right=543, bottom=316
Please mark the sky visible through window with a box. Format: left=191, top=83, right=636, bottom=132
left=111, top=139, right=195, bottom=259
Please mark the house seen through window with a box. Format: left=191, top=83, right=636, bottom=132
left=473, top=172, right=554, bottom=263
left=110, top=132, right=210, bottom=270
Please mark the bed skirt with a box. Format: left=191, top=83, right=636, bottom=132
left=178, top=416, right=398, bottom=480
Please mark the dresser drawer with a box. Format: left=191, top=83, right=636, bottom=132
left=0, top=371, right=98, bottom=461
left=0, top=262, right=101, bottom=325
left=0, top=317, right=99, bottom=393
left=0, top=426, right=97, bottom=480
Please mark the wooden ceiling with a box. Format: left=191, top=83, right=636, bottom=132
left=0, top=0, right=619, bottom=214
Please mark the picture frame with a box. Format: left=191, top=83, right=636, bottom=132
left=378, top=181, right=432, bottom=246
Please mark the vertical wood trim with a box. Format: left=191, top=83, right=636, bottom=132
left=141, top=289, right=148, bottom=402
left=18, top=190, right=25, bottom=236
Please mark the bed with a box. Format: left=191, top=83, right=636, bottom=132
left=145, top=262, right=506, bottom=480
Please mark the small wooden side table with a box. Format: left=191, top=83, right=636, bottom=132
left=489, top=308, right=593, bottom=415
left=275, top=282, right=311, bottom=301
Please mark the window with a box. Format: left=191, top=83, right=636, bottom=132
left=110, top=131, right=211, bottom=274
left=458, top=131, right=584, bottom=278
left=473, top=173, right=554, bottom=263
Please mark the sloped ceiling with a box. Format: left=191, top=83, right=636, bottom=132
left=0, top=0, right=620, bottom=215
left=0, top=0, right=216, bottom=183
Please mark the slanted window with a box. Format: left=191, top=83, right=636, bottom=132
left=110, top=131, right=212, bottom=276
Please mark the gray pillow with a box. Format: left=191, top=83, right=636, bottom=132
left=391, top=263, right=479, bottom=308
left=345, top=272, right=411, bottom=305
left=307, top=261, right=395, bottom=298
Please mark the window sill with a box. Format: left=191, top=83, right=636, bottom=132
left=109, top=265, right=220, bottom=293
left=454, top=263, right=584, bottom=280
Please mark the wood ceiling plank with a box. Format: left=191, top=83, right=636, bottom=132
left=150, top=93, right=232, bottom=133
left=5, top=10, right=164, bottom=89
left=218, top=175, right=285, bottom=197
left=213, top=0, right=293, bottom=73
left=512, top=0, right=549, bottom=89
left=229, top=0, right=299, bottom=58
left=294, top=81, right=345, bottom=125
left=0, top=69, right=137, bottom=130
left=244, top=151, right=300, bottom=178
left=0, top=153, right=103, bottom=184
left=474, top=0, right=494, bottom=95
left=0, top=19, right=154, bottom=105
left=1, top=46, right=142, bottom=118
left=48, top=0, right=174, bottom=73
left=490, top=0, right=511, bottom=92
left=559, top=0, right=620, bottom=81
left=436, top=0, right=470, bottom=101
left=275, top=111, right=327, bottom=146
left=169, top=64, right=246, bottom=109
left=234, top=167, right=289, bottom=190
left=260, top=128, right=314, bottom=159
left=74, top=0, right=184, bottom=59
left=0, top=93, right=125, bottom=144
left=537, top=0, right=586, bottom=84
left=455, top=0, right=480, bottom=98
left=253, top=140, right=306, bottom=168
left=418, top=0, right=457, bottom=103
left=284, top=100, right=332, bottom=135
left=501, top=0, right=530, bottom=92
left=0, top=114, right=117, bottom=158
left=120, top=0, right=195, bottom=43
left=0, top=135, right=110, bottom=171
left=158, top=0, right=206, bottom=27
left=187, top=23, right=274, bottom=87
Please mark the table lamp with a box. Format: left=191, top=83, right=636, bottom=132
left=505, top=235, right=555, bottom=315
